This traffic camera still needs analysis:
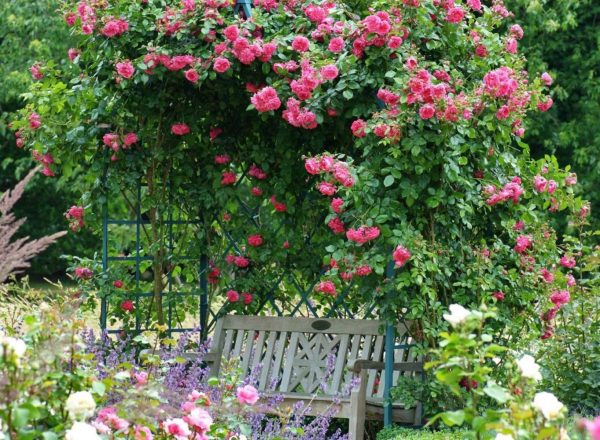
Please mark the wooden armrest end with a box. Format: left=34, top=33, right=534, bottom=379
left=348, top=360, right=424, bottom=373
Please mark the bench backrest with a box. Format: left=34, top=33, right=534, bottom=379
left=209, top=315, right=419, bottom=399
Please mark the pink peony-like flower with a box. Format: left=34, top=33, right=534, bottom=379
left=537, top=98, right=553, bottom=112
left=388, top=36, right=403, bottom=49
left=163, top=418, right=191, bottom=440
left=116, top=60, right=135, bottom=79
left=251, top=186, right=263, bottom=196
left=209, top=127, right=222, bottom=140
left=320, top=64, right=339, bottom=80
left=226, top=290, right=240, bottom=302
left=446, top=7, right=465, bottom=23
left=327, top=217, right=345, bottom=234
left=492, top=291, right=505, bottom=301
left=242, top=292, right=253, bottom=305
left=533, top=175, right=548, bottom=192
left=328, top=37, right=345, bottom=53
left=134, top=425, right=153, bottom=440
left=213, top=57, right=231, bottom=73
left=248, top=164, right=267, bottom=180
left=291, top=36, right=310, bottom=52
left=185, top=408, right=213, bottom=431
left=123, top=132, right=138, bottom=147
left=351, top=119, right=367, bottom=137
left=171, top=123, right=190, bottom=135
left=331, top=198, right=344, bottom=214
left=75, top=267, right=93, bottom=280
left=505, top=37, right=518, bottom=54
left=251, top=86, right=281, bottom=112
left=223, top=25, right=239, bottom=41
left=559, top=255, right=576, bottom=269
left=237, top=385, right=259, bottom=405
left=30, top=64, right=43, bottom=80
left=214, top=154, right=231, bottom=164
left=514, top=235, right=532, bottom=254
left=467, top=0, right=482, bottom=11
left=113, top=280, right=123, bottom=288
left=354, top=265, right=372, bottom=276
left=346, top=226, right=380, bottom=244
left=565, top=173, right=577, bottom=186
left=318, top=181, right=337, bottom=196
left=316, top=280, right=337, bottom=296
left=247, top=234, right=263, bottom=247
left=392, top=245, right=411, bottom=267
left=419, top=104, right=435, bottom=119
left=584, top=416, right=600, bottom=440
left=541, top=72, right=553, bottom=86
left=221, top=172, right=237, bottom=186
left=510, top=24, right=524, bottom=40
left=305, top=157, right=320, bottom=175
left=67, top=205, right=84, bottom=219
left=540, top=268, right=554, bottom=284
left=550, top=290, right=570, bottom=307
left=29, top=113, right=41, bottom=130
left=184, top=69, right=199, bottom=83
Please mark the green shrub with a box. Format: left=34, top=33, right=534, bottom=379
left=377, top=426, right=467, bottom=440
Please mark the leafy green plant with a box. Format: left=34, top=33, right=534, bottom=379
left=377, top=426, right=467, bottom=440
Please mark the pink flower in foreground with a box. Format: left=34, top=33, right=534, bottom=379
left=134, top=425, right=153, bottom=440
left=331, top=198, right=344, bottom=214
left=163, top=418, right=191, bottom=440
left=251, top=86, right=281, bottom=112
left=566, top=274, right=576, bottom=287
left=247, top=234, right=263, bottom=247
left=351, top=119, right=367, bottom=137
left=213, top=57, right=231, bottom=73
left=75, top=267, right=93, bottom=280
left=537, top=98, right=553, bottom=112
left=305, top=157, right=320, bottom=175
left=116, top=60, right=135, bottom=79
left=185, top=408, right=213, bottom=431
left=214, top=154, right=231, bottom=164
left=514, top=235, right=532, bottom=254
left=540, top=268, right=554, bottom=284
left=328, top=37, right=344, bottom=53
left=29, top=113, right=41, bottom=130
left=316, top=280, right=337, bottom=296
left=237, top=385, right=259, bottom=405
left=221, top=172, right=237, bottom=186
left=320, top=64, right=339, bottom=80
left=446, top=7, right=465, bottom=23
left=541, top=72, right=553, bottom=86
left=226, top=290, right=240, bottom=302
left=392, top=245, right=411, bottom=267
left=534, top=175, right=548, bottom=192
left=184, top=69, right=199, bottom=83
left=327, top=217, right=345, bottom=234
left=565, top=173, right=577, bottom=186
left=492, top=291, right=505, bottom=301
left=559, top=255, right=576, bottom=269
left=30, top=64, right=43, bottom=80
left=584, top=416, right=600, bottom=440
left=550, top=290, right=570, bottom=307
left=318, top=181, right=337, bottom=196
left=291, top=35, right=310, bottom=52
left=171, top=123, right=190, bottom=135
left=419, top=104, right=435, bottom=119
left=347, top=226, right=380, bottom=244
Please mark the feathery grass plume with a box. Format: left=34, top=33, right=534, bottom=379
left=0, top=167, right=67, bottom=283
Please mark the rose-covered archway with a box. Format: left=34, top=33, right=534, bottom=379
left=12, top=0, right=589, bottom=352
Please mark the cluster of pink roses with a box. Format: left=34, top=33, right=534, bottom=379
left=101, top=17, right=129, bottom=38
left=102, top=131, right=138, bottom=160
left=484, top=177, right=524, bottom=206
left=65, top=205, right=85, bottom=232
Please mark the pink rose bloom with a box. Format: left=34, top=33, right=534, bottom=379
left=251, top=86, right=281, bottom=112
left=328, top=37, right=345, bottom=53
left=541, top=72, right=553, bottom=86
left=492, top=291, right=505, bottom=301
left=184, top=69, right=199, bottom=83
left=354, top=265, right=372, bottom=276
left=221, top=171, right=237, bottom=186
left=233, top=255, right=250, bottom=268
left=75, top=267, right=93, bottom=279
left=163, top=418, right=191, bottom=440
left=327, top=217, right=345, bottom=234
left=251, top=186, right=263, bottom=196
left=496, top=105, right=510, bottom=120
left=237, top=385, right=259, bottom=405
left=320, top=64, right=339, bottom=80
left=388, top=36, right=403, bottom=49
left=134, top=426, right=153, bottom=440
left=533, top=175, right=548, bottom=192
left=550, top=290, right=570, bottom=307
left=68, top=48, right=80, bottom=61
left=467, top=0, right=482, bottom=11
left=393, top=245, right=411, bottom=267
left=419, top=104, right=435, bottom=119
left=226, top=290, right=240, bottom=302
left=351, top=119, right=367, bottom=137
left=318, top=181, right=337, bottom=196
left=223, top=25, right=239, bottom=41
left=405, top=56, right=418, bottom=70
left=67, top=205, right=84, bottom=219
left=566, top=274, right=576, bottom=287
left=185, top=408, right=213, bottom=431
left=134, top=371, right=148, bottom=386
left=559, top=255, right=576, bottom=269
left=171, top=123, right=190, bottom=135
left=584, top=416, right=600, bottom=440
left=248, top=164, right=267, bottom=180
left=319, top=155, right=335, bottom=172
left=247, top=234, right=263, bottom=247
left=213, top=57, right=231, bottom=73
left=305, top=157, right=320, bottom=175
left=537, top=98, right=553, bottom=112
left=209, top=127, right=222, bottom=140
left=29, top=112, right=41, bottom=130
left=214, top=154, right=231, bottom=164
left=291, top=36, right=310, bottom=52
left=123, top=132, right=138, bottom=146
left=565, top=173, right=577, bottom=186
left=116, top=60, right=135, bottom=79
left=331, top=198, right=344, bottom=214
left=315, top=280, right=337, bottom=296
left=446, top=7, right=465, bottom=23
left=510, top=24, right=524, bottom=40
left=347, top=226, right=380, bottom=244
left=540, top=268, right=554, bottom=284
left=30, top=64, right=43, bottom=80
left=514, top=235, right=532, bottom=254
left=242, top=292, right=253, bottom=305
left=505, top=37, right=518, bottom=54
left=547, top=180, right=558, bottom=194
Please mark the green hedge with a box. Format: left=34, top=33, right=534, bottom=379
left=377, top=426, right=467, bottom=440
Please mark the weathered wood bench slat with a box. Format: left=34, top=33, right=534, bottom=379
left=206, top=316, right=423, bottom=440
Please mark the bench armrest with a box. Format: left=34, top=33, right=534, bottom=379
left=347, top=359, right=424, bottom=374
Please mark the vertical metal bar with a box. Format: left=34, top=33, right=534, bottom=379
left=168, top=201, right=173, bottom=337
left=384, top=260, right=396, bottom=426
left=200, top=253, right=208, bottom=341
left=100, top=198, right=108, bottom=330
left=135, top=185, right=141, bottom=331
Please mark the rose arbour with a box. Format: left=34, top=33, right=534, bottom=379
left=12, top=0, right=591, bottom=355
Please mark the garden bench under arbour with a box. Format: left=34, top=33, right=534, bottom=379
left=204, top=315, right=424, bottom=440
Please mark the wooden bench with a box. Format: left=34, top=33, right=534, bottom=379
left=205, top=315, right=424, bottom=440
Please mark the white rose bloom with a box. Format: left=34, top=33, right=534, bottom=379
left=495, top=434, right=514, bottom=440
left=533, top=392, right=564, bottom=420
left=0, top=336, right=27, bottom=359
left=443, top=304, right=471, bottom=327
left=65, top=422, right=101, bottom=440
left=517, top=354, right=542, bottom=381
left=65, top=391, right=96, bottom=420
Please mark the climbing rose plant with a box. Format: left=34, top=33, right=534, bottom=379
left=12, top=0, right=592, bottom=345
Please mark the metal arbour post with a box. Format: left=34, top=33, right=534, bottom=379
left=383, top=260, right=396, bottom=426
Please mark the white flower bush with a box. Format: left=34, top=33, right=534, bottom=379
left=533, top=392, right=565, bottom=420
left=442, top=304, right=471, bottom=327
left=0, top=336, right=26, bottom=361
left=65, top=391, right=97, bottom=421
left=516, top=354, right=542, bottom=381
left=65, top=421, right=101, bottom=440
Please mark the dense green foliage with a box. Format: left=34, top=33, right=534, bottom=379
left=508, top=0, right=600, bottom=227
left=0, top=0, right=95, bottom=276
left=377, top=426, right=466, bottom=440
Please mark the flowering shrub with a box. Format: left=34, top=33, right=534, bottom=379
left=9, top=0, right=594, bottom=352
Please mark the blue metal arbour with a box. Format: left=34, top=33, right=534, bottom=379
left=99, top=0, right=420, bottom=428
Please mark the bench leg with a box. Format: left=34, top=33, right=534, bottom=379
left=349, top=370, right=367, bottom=440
